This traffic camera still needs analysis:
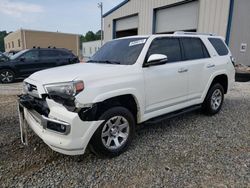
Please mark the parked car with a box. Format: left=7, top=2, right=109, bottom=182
left=18, top=32, right=235, bottom=157
left=0, top=48, right=79, bottom=83
left=4, top=50, right=20, bottom=57
left=0, top=52, right=9, bottom=63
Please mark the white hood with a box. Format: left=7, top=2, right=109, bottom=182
left=29, top=63, right=133, bottom=84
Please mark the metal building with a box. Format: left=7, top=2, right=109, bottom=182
left=103, top=0, right=250, bottom=65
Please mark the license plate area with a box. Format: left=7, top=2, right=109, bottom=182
left=18, top=104, right=28, bottom=145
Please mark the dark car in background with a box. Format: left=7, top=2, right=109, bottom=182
left=4, top=50, right=20, bottom=57
left=0, top=48, right=79, bottom=83
left=0, top=52, right=9, bottom=63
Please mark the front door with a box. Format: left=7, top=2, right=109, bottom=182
left=15, top=50, right=40, bottom=76
left=143, top=37, right=188, bottom=114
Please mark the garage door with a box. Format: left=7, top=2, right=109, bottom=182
left=155, top=1, right=199, bottom=34
left=114, top=15, right=138, bottom=38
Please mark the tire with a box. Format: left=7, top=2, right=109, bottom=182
left=235, top=72, right=250, bottom=82
left=202, top=83, right=224, bottom=115
left=0, top=69, right=15, bottom=83
left=89, top=106, right=135, bottom=158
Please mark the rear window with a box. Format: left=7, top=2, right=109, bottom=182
left=208, top=38, right=229, bottom=56
left=181, top=38, right=210, bottom=60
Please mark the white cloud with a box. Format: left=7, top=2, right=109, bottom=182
left=0, top=0, right=44, bottom=18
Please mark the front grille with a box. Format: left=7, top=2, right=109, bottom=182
left=19, top=94, right=50, bottom=116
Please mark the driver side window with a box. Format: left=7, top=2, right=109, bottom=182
left=21, top=51, right=39, bottom=61
left=147, top=38, right=182, bottom=63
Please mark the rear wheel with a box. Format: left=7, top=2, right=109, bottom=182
left=202, top=83, right=224, bottom=115
left=90, top=106, right=135, bottom=158
left=0, top=69, right=15, bottom=83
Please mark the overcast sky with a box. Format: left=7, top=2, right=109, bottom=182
left=0, top=0, right=123, bottom=35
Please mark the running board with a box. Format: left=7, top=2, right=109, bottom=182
left=144, top=105, right=202, bottom=125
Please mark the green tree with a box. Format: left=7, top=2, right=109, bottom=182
left=0, top=31, right=8, bottom=52
left=84, top=31, right=96, bottom=42
left=81, top=30, right=104, bottom=43
left=80, top=35, right=86, bottom=43
left=95, top=30, right=103, bottom=40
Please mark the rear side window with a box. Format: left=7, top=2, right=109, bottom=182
left=181, top=38, right=210, bottom=60
left=40, top=50, right=59, bottom=58
left=208, top=38, right=229, bottom=56
left=59, top=50, right=72, bottom=57
left=147, top=38, right=182, bottom=63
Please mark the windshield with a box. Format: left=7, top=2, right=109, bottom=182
left=0, top=53, right=9, bottom=62
left=89, top=38, right=147, bottom=65
left=10, top=49, right=29, bottom=60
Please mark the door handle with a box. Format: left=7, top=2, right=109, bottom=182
left=178, top=68, right=188, bottom=73
left=207, top=64, right=215, bottom=68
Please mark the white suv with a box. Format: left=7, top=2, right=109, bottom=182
left=18, top=32, right=235, bottom=157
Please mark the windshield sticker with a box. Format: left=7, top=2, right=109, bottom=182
left=129, top=39, right=146, bottom=47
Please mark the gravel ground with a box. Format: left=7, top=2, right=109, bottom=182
left=0, top=82, right=22, bottom=95
left=0, top=82, right=250, bottom=187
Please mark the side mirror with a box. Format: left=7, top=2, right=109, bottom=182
left=20, top=57, right=25, bottom=62
left=145, top=54, right=168, bottom=67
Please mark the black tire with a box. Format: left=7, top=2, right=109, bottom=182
left=89, top=106, right=135, bottom=158
left=202, top=83, right=224, bottom=115
left=0, top=69, right=15, bottom=83
left=235, top=72, right=250, bottom=82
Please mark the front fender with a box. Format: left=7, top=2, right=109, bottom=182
left=92, top=88, right=144, bottom=122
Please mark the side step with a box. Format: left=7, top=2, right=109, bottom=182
left=145, top=105, right=202, bottom=125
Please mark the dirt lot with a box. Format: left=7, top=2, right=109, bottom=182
left=0, top=82, right=250, bottom=187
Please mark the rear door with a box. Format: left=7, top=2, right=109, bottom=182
left=180, top=37, right=213, bottom=101
left=143, top=37, right=188, bottom=114
left=39, top=50, right=58, bottom=70
left=58, top=50, right=76, bottom=66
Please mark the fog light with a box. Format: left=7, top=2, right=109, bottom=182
left=47, top=121, right=69, bottom=134
left=60, top=124, right=66, bottom=131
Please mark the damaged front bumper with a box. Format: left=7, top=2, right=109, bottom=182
left=17, top=94, right=103, bottom=155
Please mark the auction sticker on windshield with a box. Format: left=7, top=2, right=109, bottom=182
left=129, top=39, right=147, bottom=47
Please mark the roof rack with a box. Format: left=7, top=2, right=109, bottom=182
left=174, top=31, right=215, bottom=36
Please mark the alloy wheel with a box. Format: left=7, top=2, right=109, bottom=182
left=101, top=116, right=130, bottom=150
left=211, top=89, right=222, bottom=111
left=1, top=71, right=14, bottom=83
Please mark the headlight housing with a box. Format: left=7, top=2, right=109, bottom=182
left=44, top=81, right=84, bottom=99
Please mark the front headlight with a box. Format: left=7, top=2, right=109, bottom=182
left=44, top=81, right=84, bottom=99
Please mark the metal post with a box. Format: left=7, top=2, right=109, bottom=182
left=98, top=2, right=103, bottom=46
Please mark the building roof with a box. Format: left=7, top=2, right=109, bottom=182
left=103, top=0, right=130, bottom=17
left=6, top=29, right=81, bottom=37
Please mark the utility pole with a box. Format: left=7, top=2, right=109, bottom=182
left=98, top=2, right=103, bottom=46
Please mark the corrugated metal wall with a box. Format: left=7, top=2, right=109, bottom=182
left=104, top=0, right=230, bottom=42
left=229, top=0, right=250, bottom=65
left=198, top=0, right=230, bottom=37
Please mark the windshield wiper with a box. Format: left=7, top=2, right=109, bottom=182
left=87, top=60, right=121, bottom=64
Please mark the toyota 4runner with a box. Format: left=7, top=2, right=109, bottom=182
left=18, top=32, right=235, bottom=157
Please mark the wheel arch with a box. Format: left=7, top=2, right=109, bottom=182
left=210, top=74, right=228, bottom=94
left=95, top=94, right=141, bottom=123
left=78, top=93, right=142, bottom=124
left=202, top=73, right=229, bottom=102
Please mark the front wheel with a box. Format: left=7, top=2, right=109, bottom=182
left=89, top=107, right=135, bottom=158
left=202, top=83, right=224, bottom=115
left=0, top=69, right=15, bottom=83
